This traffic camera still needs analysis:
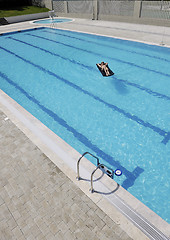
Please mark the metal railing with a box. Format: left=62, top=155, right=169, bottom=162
left=77, top=152, right=122, bottom=193
left=77, top=151, right=99, bottom=180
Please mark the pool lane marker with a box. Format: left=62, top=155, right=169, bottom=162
left=44, top=29, right=170, bottom=64
left=26, top=32, right=170, bottom=79
left=0, top=45, right=169, bottom=145
left=0, top=93, right=169, bottom=240
left=7, top=36, right=94, bottom=71
left=0, top=69, right=144, bottom=189
left=8, top=35, right=170, bottom=102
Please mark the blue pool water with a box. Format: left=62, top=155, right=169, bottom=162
left=33, top=18, right=72, bottom=24
left=0, top=28, right=170, bottom=223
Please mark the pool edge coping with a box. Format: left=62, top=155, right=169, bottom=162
left=1, top=19, right=170, bottom=48
left=0, top=90, right=169, bottom=240
left=55, top=24, right=170, bottom=48
left=30, top=16, right=75, bottom=25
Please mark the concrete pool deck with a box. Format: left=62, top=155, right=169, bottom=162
left=0, top=108, right=135, bottom=240
left=1, top=17, right=170, bottom=46
left=0, top=18, right=170, bottom=240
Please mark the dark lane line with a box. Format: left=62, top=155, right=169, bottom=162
left=9, top=35, right=170, bottom=101
left=44, top=29, right=170, bottom=64
left=0, top=69, right=144, bottom=189
left=0, top=45, right=169, bottom=145
left=26, top=33, right=170, bottom=79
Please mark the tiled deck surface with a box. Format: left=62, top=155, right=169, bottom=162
left=0, top=110, right=132, bottom=240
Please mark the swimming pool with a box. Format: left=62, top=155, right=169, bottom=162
left=0, top=27, right=169, bottom=223
left=33, top=18, right=72, bottom=24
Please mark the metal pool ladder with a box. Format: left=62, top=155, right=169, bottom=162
left=77, top=152, right=122, bottom=193
left=48, top=10, right=56, bottom=28
left=76, top=152, right=169, bottom=240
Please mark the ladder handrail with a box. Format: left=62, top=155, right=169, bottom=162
left=77, top=152, right=122, bottom=192
left=77, top=152, right=99, bottom=180
left=90, top=164, right=114, bottom=193
left=90, top=164, right=104, bottom=193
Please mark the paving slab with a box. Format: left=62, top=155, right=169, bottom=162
left=0, top=110, right=134, bottom=240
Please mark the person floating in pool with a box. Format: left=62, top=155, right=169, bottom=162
left=96, top=62, right=114, bottom=77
